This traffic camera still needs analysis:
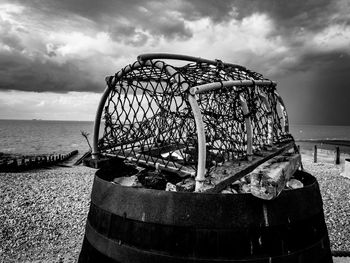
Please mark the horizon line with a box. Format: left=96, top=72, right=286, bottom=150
left=0, top=118, right=350, bottom=126
left=0, top=118, right=95, bottom=122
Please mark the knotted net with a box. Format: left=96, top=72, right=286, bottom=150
left=95, top=55, right=292, bottom=176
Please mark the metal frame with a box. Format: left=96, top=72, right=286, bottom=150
left=188, top=94, right=206, bottom=190
left=189, top=80, right=276, bottom=95
left=92, top=59, right=183, bottom=158
left=137, top=53, right=246, bottom=70
left=92, top=57, right=207, bottom=191
left=92, top=53, right=289, bottom=192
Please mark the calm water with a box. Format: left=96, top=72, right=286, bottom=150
left=290, top=124, right=350, bottom=141
left=0, top=120, right=95, bottom=155
left=1, top=119, right=350, bottom=155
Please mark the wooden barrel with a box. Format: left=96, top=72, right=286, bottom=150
left=78, top=169, right=332, bottom=263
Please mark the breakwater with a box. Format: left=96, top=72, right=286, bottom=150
left=0, top=150, right=78, bottom=172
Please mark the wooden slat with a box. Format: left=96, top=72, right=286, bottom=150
left=202, top=142, right=295, bottom=193
left=248, top=153, right=301, bottom=200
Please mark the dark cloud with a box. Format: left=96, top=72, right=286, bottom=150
left=0, top=50, right=103, bottom=93
left=166, top=0, right=339, bottom=37
left=10, top=0, right=193, bottom=41
left=8, top=0, right=349, bottom=43
left=275, top=52, right=350, bottom=125
left=177, top=0, right=237, bottom=22
left=46, top=43, right=61, bottom=57
left=107, top=16, right=191, bottom=45
left=2, top=0, right=350, bottom=124
left=0, top=18, right=25, bottom=52
left=108, top=24, right=138, bottom=40
left=234, top=0, right=334, bottom=29
left=304, top=52, right=350, bottom=125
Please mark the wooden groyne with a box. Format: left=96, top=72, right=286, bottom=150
left=310, top=145, right=342, bottom=164
left=0, top=150, right=78, bottom=172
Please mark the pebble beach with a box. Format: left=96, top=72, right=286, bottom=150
left=0, top=152, right=350, bottom=262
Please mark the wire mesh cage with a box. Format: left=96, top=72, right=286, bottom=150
left=91, top=53, right=294, bottom=191
left=79, top=55, right=335, bottom=263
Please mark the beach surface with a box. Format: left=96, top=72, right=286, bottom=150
left=0, top=151, right=350, bottom=262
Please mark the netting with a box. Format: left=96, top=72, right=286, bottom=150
left=95, top=56, right=293, bottom=175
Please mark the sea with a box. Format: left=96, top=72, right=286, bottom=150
left=1, top=120, right=350, bottom=156
left=291, top=124, right=350, bottom=141
left=0, top=119, right=95, bottom=156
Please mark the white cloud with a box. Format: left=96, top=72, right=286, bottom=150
left=0, top=90, right=100, bottom=120
left=0, top=3, right=25, bottom=22
left=50, top=32, right=112, bottom=57
left=147, top=13, right=291, bottom=77
left=312, top=24, right=350, bottom=53
left=0, top=1, right=293, bottom=81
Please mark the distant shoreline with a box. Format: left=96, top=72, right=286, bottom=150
left=295, top=139, right=350, bottom=147
left=0, top=119, right=94, bottom=122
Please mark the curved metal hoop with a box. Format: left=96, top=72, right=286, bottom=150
left=92, top=59, right=208, bottom=190
left=92, top=54, right=292, bottom=192
left=138, top=53, right=246, bottom=70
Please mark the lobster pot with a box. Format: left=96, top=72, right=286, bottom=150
left=78, top=169, right=332, bottom=263
left=79, top=54, right=332, bottom=263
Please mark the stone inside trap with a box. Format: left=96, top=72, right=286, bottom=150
left=84, top=53, right=303, bottom=200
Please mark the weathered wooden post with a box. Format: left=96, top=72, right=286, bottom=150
left=12, top=159, right=18, bottom=169
left=0, top=162, right=5, bottom=171
left=313, top=145, right=317, bottom=163
left=335, top=146, right=340, bottom=165
left=28, top=158, right=33, bottom=168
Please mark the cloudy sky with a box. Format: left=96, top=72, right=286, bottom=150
left=0, top=0, right=349, bottom=124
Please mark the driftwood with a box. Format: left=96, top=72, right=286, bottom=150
left=245, top=153, right=301, bottom=200
left=202, top=142, right=295, bottom=193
